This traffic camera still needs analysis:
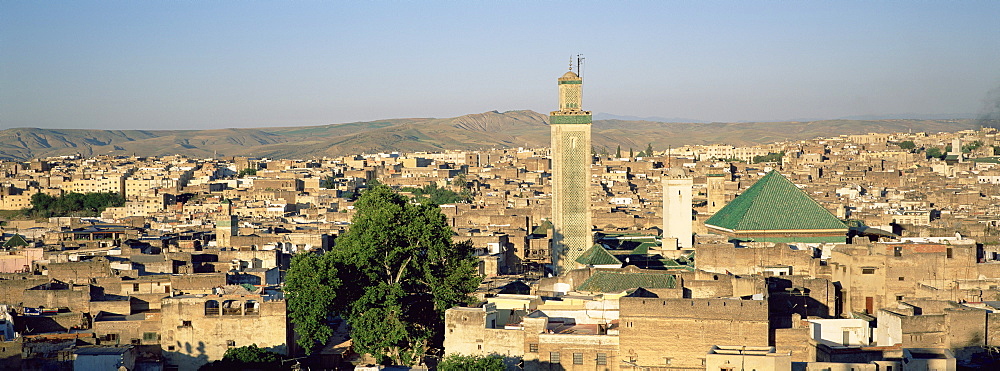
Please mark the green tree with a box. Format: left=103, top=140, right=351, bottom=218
left=334, top=184, right=480, bottom=365
left=285, top=183, right=480, bottom=365
left=320, top=175, right=337, bottom=189
left=23, top=192, right=123, bottom=218
left=285, top=251, right=341, bottom=353
left=238, top=168, right=258, bottom=177
left=438, top=354, right=505, bottom=371
left=399, top=183, right=469, bottom=205
left=962, top=140, right=983, bottom=153
left=645, top=142, right=654, bottom=157
left=926, top=147, right=944, bottom=159
left=628, top=147, right=634, bottom=158
left=199, top=344, right=288, bottom=370
left=615, top=145, right=622, bottom=158
left=895, top=140, right=916, bottom=150
left=752, top=152, right=784, bottom=164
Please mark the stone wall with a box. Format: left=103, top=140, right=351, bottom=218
left=619, top=297, right=769, bottom=369
left=159, top=295, right=289, bottom=370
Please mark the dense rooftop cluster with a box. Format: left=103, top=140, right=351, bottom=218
left=1, top=127, right=1000, bottom=369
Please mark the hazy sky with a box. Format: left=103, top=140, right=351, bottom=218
left=3, top=1, right=999, bottom=130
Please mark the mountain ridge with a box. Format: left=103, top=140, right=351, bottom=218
left=0, top=110, right=981, bottom=161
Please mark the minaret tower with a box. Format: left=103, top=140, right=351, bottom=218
left=550, top=63, right=593, bottom=275
left=663, top=168, right=693, bottom=249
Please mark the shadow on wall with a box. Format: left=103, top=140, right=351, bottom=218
left=165, top=341, right=209, bottom=370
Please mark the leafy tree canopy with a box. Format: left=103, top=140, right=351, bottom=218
left=895, top=140, right=916, bottom=150
left=238, top=168, right=258, bottom=177
left=926, top=147, right=944, bottom=159
left=285, top=251, right=341, bottom=352
left=399, top=183, right=470, bottom=205
left=285, top=183, right=481, bottom=365
left=320, top=175, right=337, bottom=189
left=753, top=151, right=784, bottom=164
left=199, top=344, right=288, bottom=371
left=438, top=353, right=506, bottom=371
left=21, top=192, right=124, bottom=218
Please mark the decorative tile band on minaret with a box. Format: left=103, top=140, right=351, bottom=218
left=550, top=68, right=593, bottom=275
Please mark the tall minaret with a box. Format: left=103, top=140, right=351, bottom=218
left=550, top=67, right=593, bottom=275
left=663, top=168, right=693, bottom=249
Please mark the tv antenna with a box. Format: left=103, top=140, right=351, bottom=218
left=576, top=54, right=585, bottom=78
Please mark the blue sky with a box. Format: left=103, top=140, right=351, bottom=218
left=2, top=1, right=999, bottom=130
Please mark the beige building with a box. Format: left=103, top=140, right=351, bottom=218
left=160, top=294, right=291, bottom=370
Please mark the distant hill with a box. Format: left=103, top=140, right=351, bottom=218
left=593, top=113, right=707, bottom=123
left=0, top=111, right=981, bottom=161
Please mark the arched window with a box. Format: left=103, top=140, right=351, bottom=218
left=204, top=300, right=220, bottom=316
left=222, top=300, right=242, bottom=315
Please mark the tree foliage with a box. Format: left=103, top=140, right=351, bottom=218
left=238, top=168, right=258, bottom=177
left=399, top=183, right=470, bottom=205
left=22, top=192, right=124, bottom=218
left=438, top=353, right=506, bottom=371
left=199, top=344, right=288, bottom=370
left=752, top=151, right=784, bottom=164
left=637, top=142, right=654, bottom=157
left=963, top=140, right=983, bottom=153
left=285, top=183, right=481, bottom=365
left=333, top=183, right=481, bottom=365
left=285, top=251, right=340, bottom=352
left=895, top=140, right=916, bottom=150
left=319, top=175, right=337, bottom=189
left=926, top=147, right=944, bottom=159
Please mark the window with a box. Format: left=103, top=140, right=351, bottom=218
left=549, top=352, right=560, bottom=363
left=947, top=248, right=953, bottom=259
left=899, top=276, right=905, bottom=281
left=205, top=300, right=220, bottom=315
left=861, top=268, right=876, bottom=274
left=133, top=283, right=140, bottom=291
left=897, top=295, right=904, bottom=301
left=227, top=340, right=236, bottom=347
left=596, top=353, right=607, bottom=366
left=573, top=353, right=583, bottom=365
left=168, top=345, right=175, bottom=351
left=142, top=332, right=158, bottom=342
left=664, top=357, right=672, bottom=365
left=529, top=343, right=538, bottom=353
left=182, top=320, right=192, bottom=327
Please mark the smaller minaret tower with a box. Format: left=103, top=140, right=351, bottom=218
left=663, top=168, right=693, bottom=249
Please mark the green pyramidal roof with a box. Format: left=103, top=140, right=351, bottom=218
left=705, top=171, right=847, bottom=232
left=2, top=234, right=29, bottom=248
left=576, top=271, right=676, bottom=293
left=576, top=244, right=622, bottom=266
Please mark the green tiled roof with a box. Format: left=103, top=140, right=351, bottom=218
left=732, top=236, right=847, bottom=243
left=576, top=271, right=676, bottom=293
left=2, top=234, right=28, bottom=248
left=531, top=220, right=553, bottom=236
left=705, top=170, right=847, bottom=232
left=576, top=245, right=622, bottom=266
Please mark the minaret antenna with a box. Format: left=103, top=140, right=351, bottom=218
left=577, top=54, right=585, bottom=78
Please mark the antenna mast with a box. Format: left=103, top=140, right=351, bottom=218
left=576, top=54, right=585, bottom=78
